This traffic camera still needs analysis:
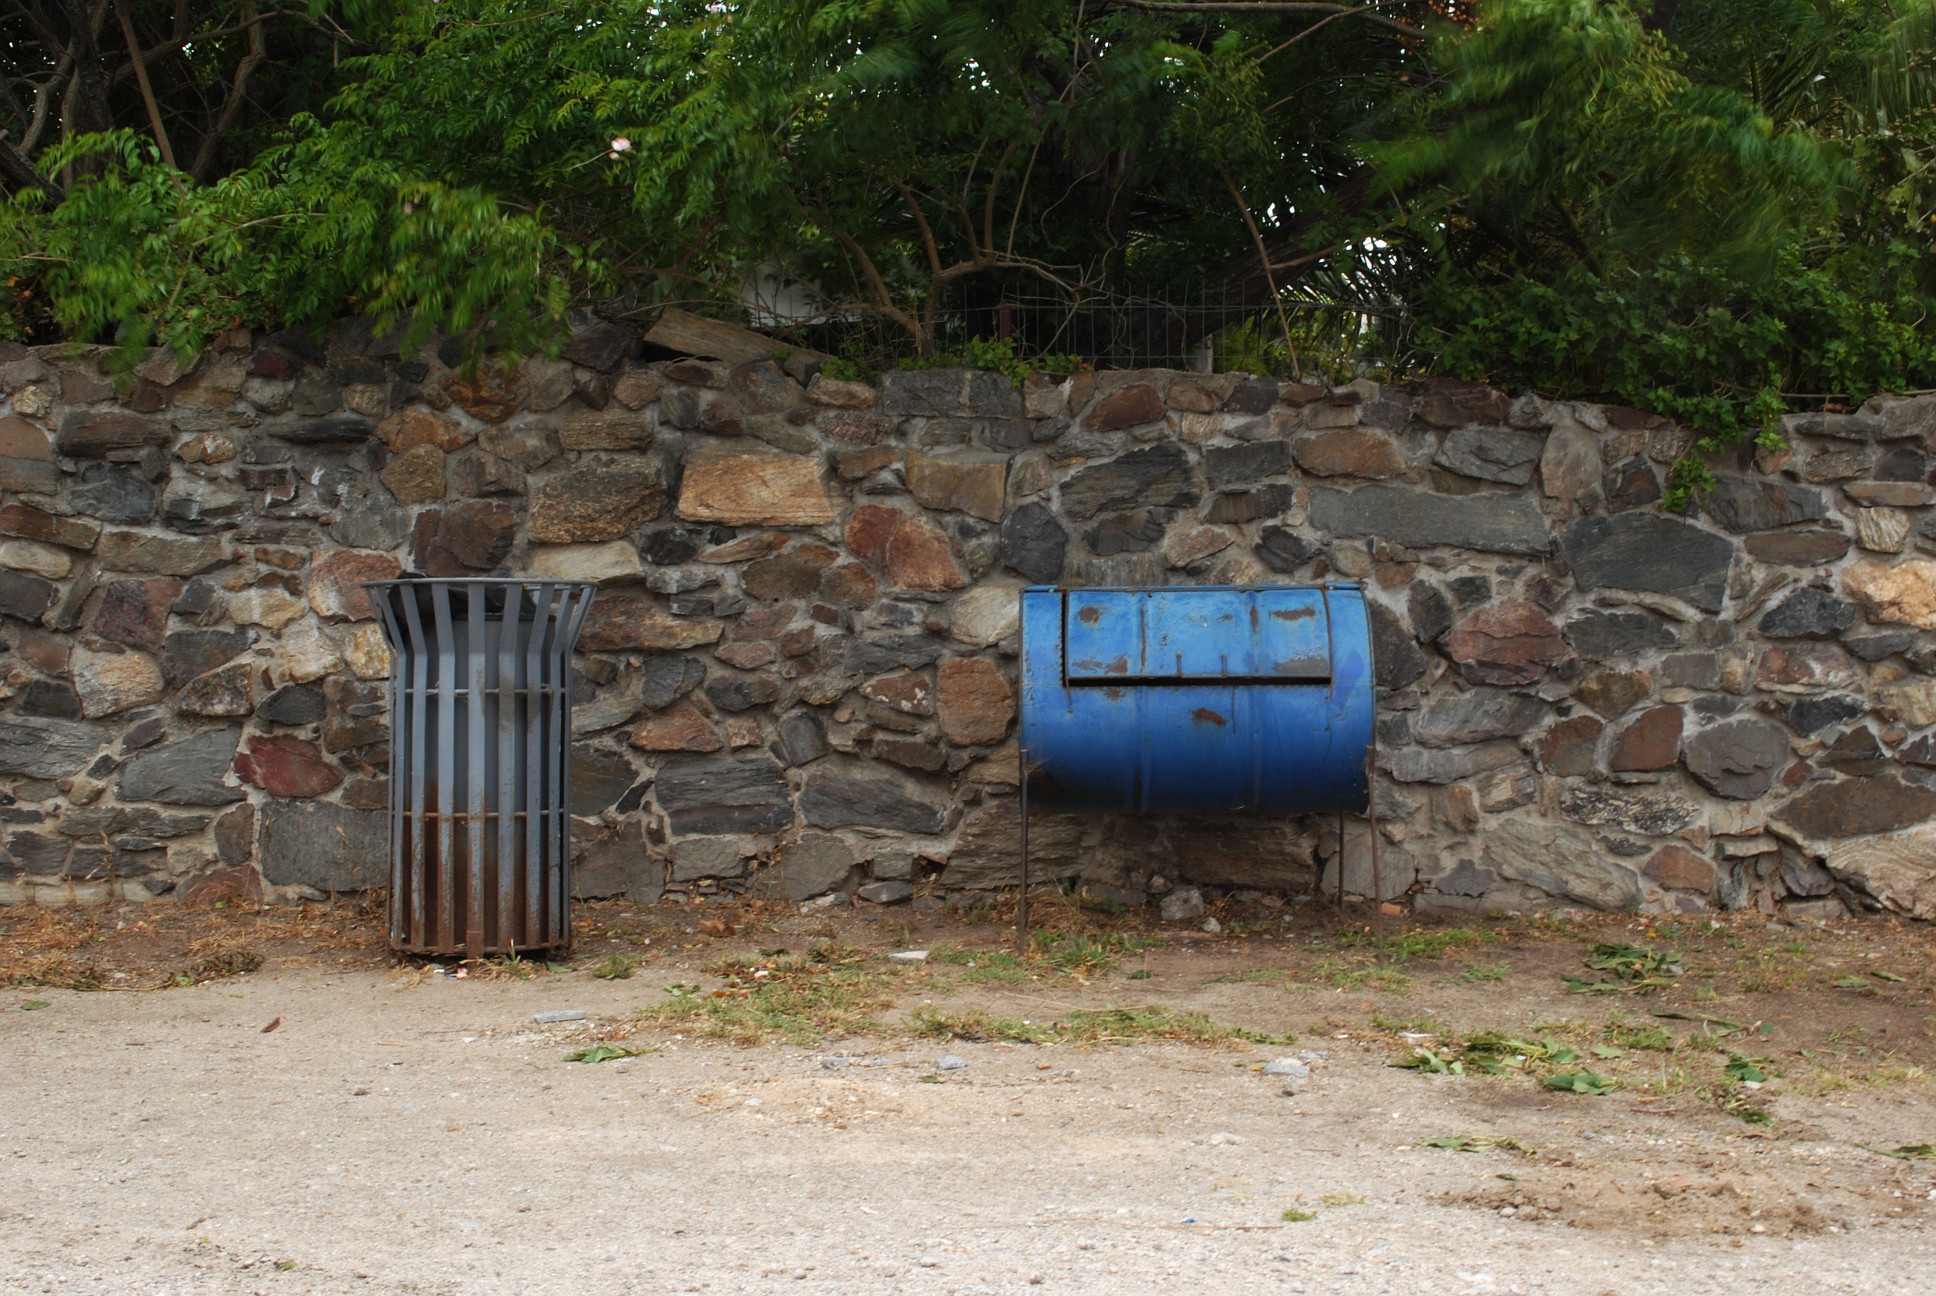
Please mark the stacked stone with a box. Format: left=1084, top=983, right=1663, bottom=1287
left=3, top=320, right=1936, bottom=920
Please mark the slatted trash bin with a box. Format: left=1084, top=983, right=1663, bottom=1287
left=366, top=577, right=597, bottom=958
left=1018, top=584, right=1375, bottom=814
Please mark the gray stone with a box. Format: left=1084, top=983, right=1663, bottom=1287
left=1759, top=588, right=1858, bottom=639
left=571, top=747, right=639, bottom=815
left=258, top=801, right=385, bottom=890
left=563, top=321, right=641, bottom=373
left=160, top=627, right=252, bottom=688
left=842, top=632, right=949, bottom=676
left=1307, top=486, right=1550, bottom=555
left=1000, top=502, right=1067, bottom=583
left=571, top=821, right=662, bottom=903
left=1564, top=609, right=1677, bottom=657
left=1159, top=886, right=1206, bottom=921
left=1844, top=631, right=1919, bottom=662
left=1783, top=693, right=1867, bottom=738
left=1558, top=513, right=1733, bottom=612
left=1483, top=817, right=1643, bottom=910
left=858, top=880, right=914, bottom=904
left=1683, top=717, right=1790, bottom=799
left=1775, top=774, right=1936, bottom=841
left=1255, top=527, right=1321, bottom=574
left=115, top=727, right=245, bottom=805
left=17, top=679, right=81, bottom=719
left=265, top=415, right=373, bottom=444
left=69, top=462, right=158, bottom=523
left=800, top=758, right=949, bottom=833
left=1368, top=601, right=1427, bottom=690
left=653, top=754, right=793, bottom=835
left=879, top=368, right=1022, bottom=418
left=1558, top=786, right=1698, bottom=835
left=1705, top=475, right=1828, bottom=533
left=1203, top=440, right=1290, bottom=489
left=777, top=711, right=829, bottom=765
left=670, top=837, right=745, bottom=882
left=1383, top=741, right=1523, bottom=784
left=1408, top=584, right=1454, bottom=643
left=774, top=832, right=856, bottom=900
left=0, top=718, right=103, bottom=779
left=1060, top=445, right=1198, bottom=520
left=1433, top=426, right=1544, bottom=485
left=259, top=684, right=327, bottom=725
left=55, top=411, right=170, bottom=456
left=704, top=671, right=779, bottom=712
left=0, top=568, right=55, bottom=620
left=328, top=502, right=412, bottom=551
left=1412, top=690, right=1546, bottom=747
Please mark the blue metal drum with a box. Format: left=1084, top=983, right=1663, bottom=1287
left=1018, top=585, right=1374, bottom=815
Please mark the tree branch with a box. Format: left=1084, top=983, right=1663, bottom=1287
left=187, top=0, right=264, bottom=182
left=833, top=227, right=925, bottom=353
left=114, top=0, right=174, bottom=165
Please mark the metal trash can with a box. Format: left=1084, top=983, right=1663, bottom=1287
left=1018, top=584, right=1375, bottom=814
left=366, top=577, right=597, bottom=958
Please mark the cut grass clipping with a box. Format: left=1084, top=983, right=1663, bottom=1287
left=1566, top=943, right=1684, bottom=995
left=913, top=1005, right=1291, bottom=1047
left=635, top=944, right=899, bottom=1045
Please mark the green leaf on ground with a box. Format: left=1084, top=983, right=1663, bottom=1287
left=1543, top=1069, right=1617, bottom=1095
left=19, top=1000, right=50, bottom=1011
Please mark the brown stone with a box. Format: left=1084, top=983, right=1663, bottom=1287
left=0, top=414, right=52, bottom=460
left=560, top=411, right=653, bottom=451
left=1162, top=526, right=1232, bottom=570
left=845, top=505, right=903, bottom=564
left=1776, top=774, right=1936, bottom=841
left=177, top=660, right=257, bottom=716
left=375, top=409, right=470, bottom=453
left=1844, top=558, right=1936, bottom=630
left=807, top=376, right=876, bottom=409
left=816, top=409, right=897, bottom=445
left=1084, top=383, right=1166, bottom=433
left=440, top=366, right=527, bottom=423
left=628, top=702, right=723, bottom=752
left=55, top=411, right=170, bottom=456
left=175, top=866, right=263, bottom=906
left=411, top=502, right=518, bottom=574
left=96, top=531, right=225, bottom=577
left=92, top=578, right=182, bottom=652
left=834, top=445, right=899, bottom=479
left=1292, top=429, right=1405, bottom=479
left=677, top=441, right=836, bottom=525
left=0, top=503, right=98, bottom=551
left=71, top=646, right=166, bottom=718
left=1755, top=643, right=1861, bottom=693
left=1846, top=481, right=1935, bottom=507
left=612, top=369, right=662, bottom=409
left=307, top=550, right=401, bottom=622
left=379, top=445, right=447, bottom=504
left=697, top=532, right=790, bottom=564
left=936, top=657, right=1015, bottom=746
left=1413, top=378, right=1511, bottom=428
left=715, top=641, right=778, bottom=670
left=906, top=450, right=1008, bottom=522
left=1536, top=714, right=1604, bottom=775
left=860, top=669, right=934, bottom=716
left=744, top=545, right=838, bottom=600
left=529, top=459, right=668, bottom=543
left=884, top=512, right=965, bottom=592
left=1165, top=377, right=1222, bottom=414
left=1574, top=669, right=1652, bottom=719
left=1644, top=844, right=1713, bottom=893
left=1609, top=705, right=1683, bottom=772
left=235, top=734, right=342, bottom=798
left=820, top=562, right=877, bottom=606
left=1442, top=599, right=1565, bottom=685
left=579, top=597, right=724, bottom=651
left=1801, top=448, right=1870, bottom=483
left=1745, top=529, right=1850, bottom=566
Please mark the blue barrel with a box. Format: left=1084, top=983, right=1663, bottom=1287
left=1018, top=585, right=1374, bottom=815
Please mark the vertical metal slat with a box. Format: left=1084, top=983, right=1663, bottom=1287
left=465, top=585, right=488, bottom=961
left=495, top=582, right=521, bottom=955
left=431, top=584, right=458, bottom=956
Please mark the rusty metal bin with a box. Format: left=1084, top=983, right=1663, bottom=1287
left=366, top=578, right=596, bottom=958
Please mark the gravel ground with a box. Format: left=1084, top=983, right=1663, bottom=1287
left=4, top=959, right=1934, bottom=1296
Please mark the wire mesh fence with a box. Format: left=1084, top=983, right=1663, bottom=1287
left=656, top=275, right=1412, bottom=378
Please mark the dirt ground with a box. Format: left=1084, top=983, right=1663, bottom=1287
left=4, top=894, right=1936, bottom=1295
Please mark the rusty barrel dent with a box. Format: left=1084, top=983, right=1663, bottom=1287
left=366, top=578, right=597, bottom=958
left=1018, top=584, right=1373, bottom=815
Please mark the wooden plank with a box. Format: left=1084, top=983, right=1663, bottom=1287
left=643, top=307, right=832, bottom=366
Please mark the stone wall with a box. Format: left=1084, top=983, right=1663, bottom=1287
left=5, top=318, right=1936, bottom=920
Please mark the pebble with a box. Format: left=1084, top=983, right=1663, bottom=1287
left=936, top=1055, right=967, bottom=1071
left=1201, top=917, right=1221, bottom=933
left=817, top=1055, right=852, bottom=1070
left=533, top=1009, right=587, bottom=1024
left=888, top=950, right=929, bottom=963
left=1263, top=1059, right=1308, bottom=1077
